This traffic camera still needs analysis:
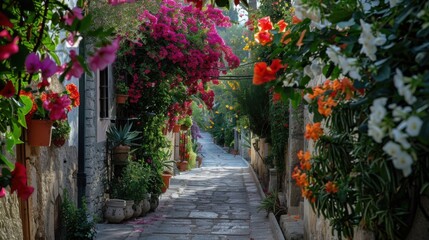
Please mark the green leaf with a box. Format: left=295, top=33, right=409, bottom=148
left=373, top=64, right=391, bottom=82
left=418, top=120, right=429, bottom=144
left=0, top=154, right=14, bottom=169
left=215, top=0, right=229, bottom=9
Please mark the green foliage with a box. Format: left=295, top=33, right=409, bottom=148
left=61, top=191, right=97, bottom=240
left=110, top=161, right=150, bottom=202
left=236, top=80, right=271, bottom=139
left=115, top=81, right=129, bottom=94
left=178, top=116, right=193, bottom=128
left=106, top=122, right=141, bottom=148
left=52, top=120, right=71, bottom=140
left=257, top=191, right=287, bottom=219
left=269, top=97, right=289, bottom=174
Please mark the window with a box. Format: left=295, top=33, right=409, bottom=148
left=99, top=68, right=109, bottom=118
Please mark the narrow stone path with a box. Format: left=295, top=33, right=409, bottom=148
left=96, top=132, right=275, bottom=240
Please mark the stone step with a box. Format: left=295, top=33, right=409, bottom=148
left=279, top=215, right=303, bottom=240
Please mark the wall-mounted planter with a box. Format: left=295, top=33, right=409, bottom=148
left=27, top=119, right=53, bottom=147
left=116, top=94, right=128, bottom=104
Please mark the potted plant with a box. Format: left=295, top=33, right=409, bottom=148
left=115, top=81, right=129, bottom=104
left=106, top=122, right=141, bottom=165
left=52, top=120, right=71, bottom=147
left=178, top=116, right=192, bottom=131
left=157, top=150, right=175, bottom=193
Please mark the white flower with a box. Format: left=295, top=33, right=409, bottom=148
left=391, top=150, right=413, bottom=177
left=338, top=56, right=361, bottom=80
left=403, top=85, right=417, bottom=104
left=306, top=6, right=321, bottom=23
left=393, top=68, right=404, bottom=90
left=373, top=97, right=388, bottom=107
left=312, top=19, right=332, bottom=30
left=326, top=45, right=340, bottom=64
left=368, top=125, right=385, bottom=143
left=358, top=20, right=386, bottom=61
left=369, top=103, right=387, bottom=123
left=383, top=141, right=402, bottom=157
left=304, top=65, right=314, bottom=79
left=388, top=0, right=403, bottom=8
left=360, top=0, right=380, bottom=13
left=310, top=58, right=324, bottom=77
left=405, top=115, right=423, bottom=136
left=392, top=105, right=412, bottom=121
left=392, top=128, right=411, bottom=149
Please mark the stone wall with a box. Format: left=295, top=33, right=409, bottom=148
left=28, top=145, right=78, bottom=240
left=83, top=65, right=113, bottom=219
left=0, top=194, right=23, bottom=240
left=249, top=137, right=270, bottom=191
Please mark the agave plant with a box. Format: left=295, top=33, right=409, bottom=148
left=106, top=122, right=141, bottom=148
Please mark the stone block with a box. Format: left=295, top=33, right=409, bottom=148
left=280, top=215, right=304, bottom=240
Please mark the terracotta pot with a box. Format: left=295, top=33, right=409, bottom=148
left=172, top=125, right=180, bottom=133
left=27, top=119, right=53, bottom=147
left=116, top=94, right=128, bottom=104
left=177, top=161, right=188, bottom=172
left=105, top=199, right=126, bottom=223
left=161, top=173, right=172, bottom=193
left=112, top=145, right=130, bottom=165
left=52, top=138, right=66, bottom=147
left=124, top=200, right=134, bottom=219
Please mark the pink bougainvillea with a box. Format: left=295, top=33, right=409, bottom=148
left=117, top=0, right=240, bottom=128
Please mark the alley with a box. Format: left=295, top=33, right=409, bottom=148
left=96, top=132, right=276, bottom=240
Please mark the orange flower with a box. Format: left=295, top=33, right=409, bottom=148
left=296, top=29, right=307, bottom=47
left=325, top=181, right=339, bottom=194
left=317, top=97, right=338, bottom=117
left=292, top=15, right=302, bottom=24
left=297, top=150, right=311, bottom=170
left=252, top=59, right=284, bottom=85
left=254, top=31, right=273, bottom=46
left=281, top=30, right=292, bottom=44
left=340, top=77, right=355, bottom=100
left=257, top=16, right=273, bottom=31
left=269, top=59, right=284, bottom=72
left=253, top=62, right=272, bottom=85
left=277, top=19, right=288, bottom=32
left=304, top=122, right=324, bottom=141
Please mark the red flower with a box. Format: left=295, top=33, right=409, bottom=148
left=253, top=59, right=285, bottom=85
left=10, top=162, right=34, bottom=200
left=272, top=92, right=281, bottom=103
left=258, top=17, right=273, bottom=31
left=277, top=20, right=288, bottom=32
left=0, top=80, right=16, bottom=98
left=254, top=31, right=273, bottom=46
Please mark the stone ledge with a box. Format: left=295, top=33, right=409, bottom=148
left=280, top=215, right=303, bottom=240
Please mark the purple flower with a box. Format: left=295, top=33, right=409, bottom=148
left=40, top=57, right=58, bottom=79
left=25, top=53, right=41, bottom=74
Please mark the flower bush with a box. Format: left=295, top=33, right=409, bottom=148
left=0, top=1, right=118, bottom=200
left=114, top=0, right=240, bottom=129
left=250, top=0, right=429, bottom=238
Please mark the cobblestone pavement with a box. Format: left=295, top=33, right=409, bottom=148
left=96, top=132, right=275, bottom=240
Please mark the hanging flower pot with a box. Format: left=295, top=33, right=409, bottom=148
left=116, top=94, right=128, bottom=104
left=27, top=119, right=53, bottom=147
left=52, top=138, right=66, bottom=147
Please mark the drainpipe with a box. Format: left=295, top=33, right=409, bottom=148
left=77, top=39, right=87, bottom=208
